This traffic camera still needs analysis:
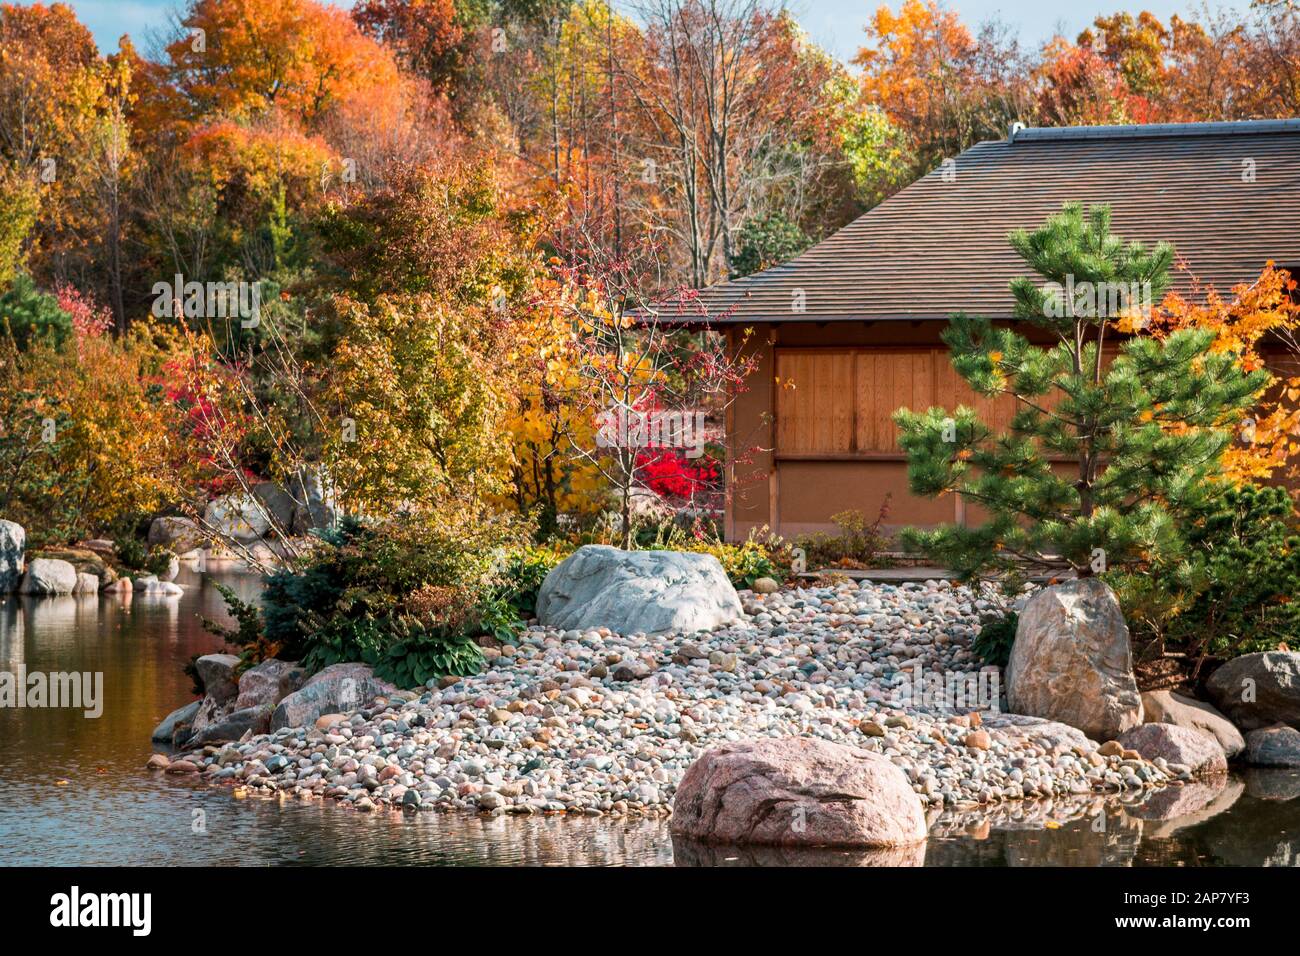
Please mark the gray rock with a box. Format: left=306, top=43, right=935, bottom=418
left=1005, top=578, right=1142, bottom=742
left=204, top=493, right=272, bottom=541
left=19, top=558, right=78, bottom=595
left=288, top=467, right=338, bottom=534
left=147, top=515, right=204, bottom=552
left=0, top=519, right=24, bottom=591
left=1118, top=723, right=1228, bottom=776
left=979, top=713, right=1093, bottom=750
left=184, top=703, right=274, bottom=747
left=1244, top=767, right=1300, bottom=800
left=186, top=653, right=245, bottom=743
left=1141, top=689, right=1245, bottom=758
left=270, top=663, right=397, bottom=731
left=234, top=658, right=306, bottom=711
left=252, top=481, right=297, bottom=533
left=150, top=699, right=201, bottom=743
left=536, top=545, right=743, bottom=636
left=73, top=571, right=100, bottom=595
left=194, top=653, right=240, bottom=703
left=1244, top=725, right=1300, bottom=767
left=1206, top=651, right=1300, bottom=731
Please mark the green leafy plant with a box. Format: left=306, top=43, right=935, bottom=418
left=493, top=546, right=565, bottom=621
left=642, top=523, right=789, bottom=589
left=114, top=537, right=175, bottom=576
left=972, top=613, right=1018, bottom=668
left=201, top=583, right=269, bottom=670
left=731, top=211, right=813, bottom=279
left=256, top=513, right=528, bottom=687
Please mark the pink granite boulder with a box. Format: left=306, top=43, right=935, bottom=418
left=1118, top=723, right=1228, bottom=776
left=670, top=737, right=927, bottom=848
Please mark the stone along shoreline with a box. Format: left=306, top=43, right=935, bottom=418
left=151, top=578, right=1206, bottom=816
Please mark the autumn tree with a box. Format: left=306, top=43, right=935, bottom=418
left=536, top=246, right=756, bottom=547
left=1144, top=263, right=1300, bottom=483
left=621, top=1, right=861, bottom=285
left=856, top=0, right=1032, bottom=178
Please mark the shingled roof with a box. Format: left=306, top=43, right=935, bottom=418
left=685, top=119, right=1300, bottom=324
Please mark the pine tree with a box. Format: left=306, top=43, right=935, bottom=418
left=894, top=202, right=1269, bottom=579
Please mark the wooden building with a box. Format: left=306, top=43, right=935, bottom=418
left=685, top=119, right=1300, bottom=541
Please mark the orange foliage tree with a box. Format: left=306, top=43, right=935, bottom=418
left=1141, top=263, right=1300, bottom=483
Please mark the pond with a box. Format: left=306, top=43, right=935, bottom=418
left=1, top=570, right=1297, bottom=867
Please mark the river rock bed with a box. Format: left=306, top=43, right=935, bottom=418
left=163, top=578, right=1187, bottom=815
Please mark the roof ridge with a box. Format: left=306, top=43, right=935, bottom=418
left=1008, top=119, right=1300, bottom=143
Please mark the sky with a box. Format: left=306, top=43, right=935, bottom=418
left=24, top=0, right=1245, bottom=62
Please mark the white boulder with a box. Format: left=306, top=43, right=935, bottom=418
left=19, top=558, right=78, bottom=596
left=536, top=545, right=743, bottom=636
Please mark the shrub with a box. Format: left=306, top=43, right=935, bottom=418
left=494, top=546, right=566, bottom=621
left=643, top=523, right=789, bottom=589
left=795, top=499, right=891, bottom=571
left=635, top=449, right=720, bottom=500
left=257, top=512, right=528, bottom=687
left=114, top=537, right=175, bottom=576
left=201, top=583, right=269, bottom=670
left=1111, top=483, right=1300, bottom=672
left=0, top=273, right=72, bottom=351
left=972, top=613, right=1018, bottom=668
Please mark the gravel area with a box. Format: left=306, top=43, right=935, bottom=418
left=166, top=578, right=1186, bottom=815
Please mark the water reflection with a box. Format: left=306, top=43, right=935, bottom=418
left=2, top=573, right=1299, bottom=866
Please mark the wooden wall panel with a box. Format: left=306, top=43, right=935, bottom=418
left=776, top=351, right=856, bottom=455
left=778, top=347, right=1028, bottom=456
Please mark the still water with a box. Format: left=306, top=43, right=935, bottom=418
left=1, top=569, right=1298, bottom=867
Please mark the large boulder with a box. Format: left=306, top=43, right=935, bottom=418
left=148, top=516, right=204, bottom=552
left=252, top=481, right=297, bottom=533
left=1206, top=652, right=1300, bottom=731
left=185, top=653, right=243, bottom=742
left=33, top=547, right=116, bottom=584
left=18, top=557, right=78, bottom=595
left=151, top=699, right=201, bottom=744
left=1244, top=725, right=1300, bottom=767
left=193, top=653, right=241, bottom=703
left=184, top=704, right=274, bottom=747
left=287, top=467, right=338, bottom=534
left=234, top=658, right=306, bottom=711
left=670, top=737, right=927, bottom=847
left=204, top=493, right=272, bottom=541
left=1005, top=578, right=1142, bottom=741
left=1118, top=723, right=1228, bottom=776
left=1141, top=689, right=1245, bottom=759
left=270, top=663, right=397, bottom=731
left=0, top=520, right=24, bottom=591
left=536, top=545, right=743, bottom=636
